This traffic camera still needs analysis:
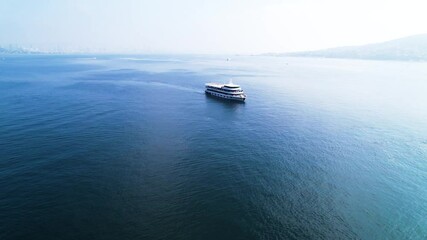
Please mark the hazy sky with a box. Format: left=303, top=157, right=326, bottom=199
left=1, top=0, right=426, bottom=53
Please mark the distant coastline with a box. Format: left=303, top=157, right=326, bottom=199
left=0, top=47, right=43, bottom=55
left=264, top=34, right=427, bottom=61
left=3, top=33, right=427, bottom=61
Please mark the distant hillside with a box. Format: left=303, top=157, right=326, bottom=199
left=278, top=34, right=427, bottom=61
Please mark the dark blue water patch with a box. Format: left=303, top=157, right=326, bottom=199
left=1, top=55, right=427, bottom=240
left=0, top=55, right=101, bottom=76
left=0, top=80, right=33, bottom=90
left=75, top=68, right=201, bottom=82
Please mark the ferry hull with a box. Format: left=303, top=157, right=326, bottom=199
left=205, top=90, right=246, bottom=102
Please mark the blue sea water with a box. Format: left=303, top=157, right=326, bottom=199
left=0, top=55, right=426, bottom=239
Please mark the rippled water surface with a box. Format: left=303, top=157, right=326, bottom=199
left=1, top=55, right=427, bottom=239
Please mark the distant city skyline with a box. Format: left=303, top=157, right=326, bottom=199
left=1, top=0, right=426, bottom=54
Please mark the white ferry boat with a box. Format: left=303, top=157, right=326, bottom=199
left=205, top=81, right=246, bottom=102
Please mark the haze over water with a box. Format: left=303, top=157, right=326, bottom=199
left=1, top=55, right=427, bottom=239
